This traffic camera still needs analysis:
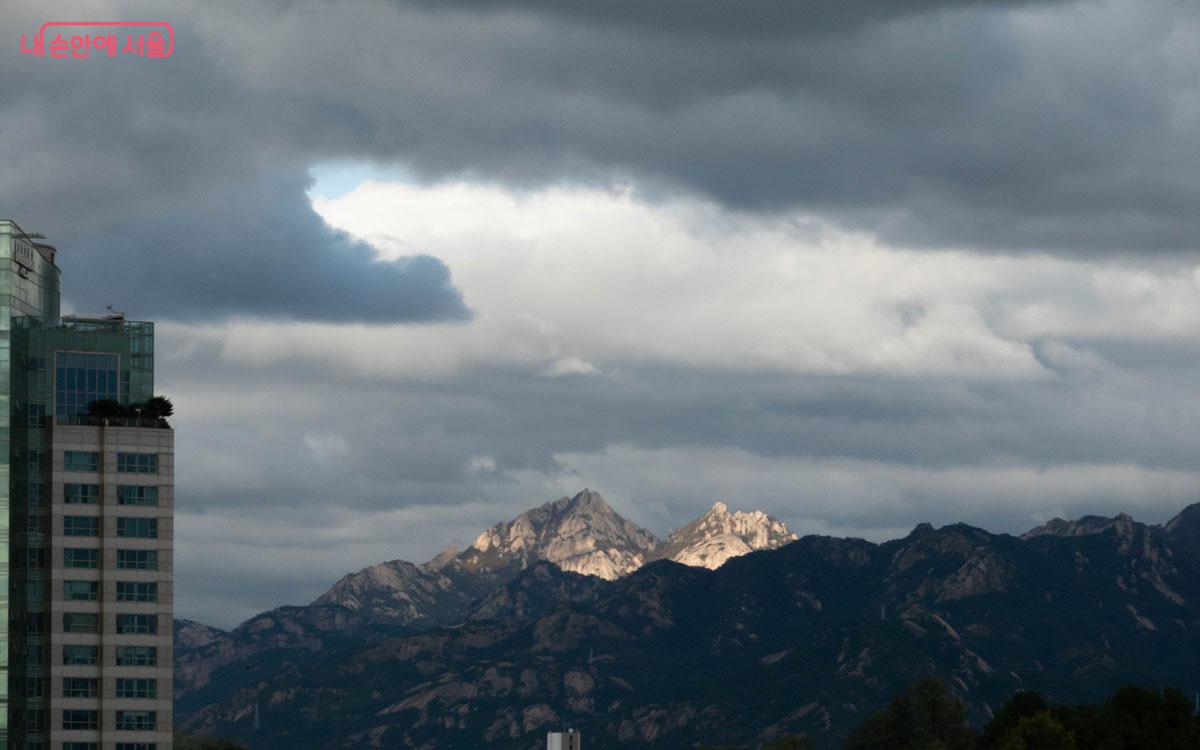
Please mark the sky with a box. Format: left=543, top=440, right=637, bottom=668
left=2, top=0, right=1197, bottom=629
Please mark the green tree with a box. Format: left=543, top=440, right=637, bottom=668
left=983, top=685, right=1200, bottom=750
left=142, top=395, right=174, bottom=420
left=85, top=399, right=128, bottom=420
left=994, top=712, right=1075, bottom=750
left=1083, top=686, right=1200, bottom=750
left=981, top=690, right=1049, bottom=747
left=845, top=678, right=976, bottom=750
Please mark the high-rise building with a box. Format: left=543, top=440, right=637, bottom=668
left=1, top=220, right=173, bottom=750
left=547, top=729, right=581, bottom=750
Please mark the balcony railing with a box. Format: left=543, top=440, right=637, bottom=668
left=54, top=415, right=171, bottom=429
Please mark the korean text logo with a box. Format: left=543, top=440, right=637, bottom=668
left=21, top=21, right=174, bottom=59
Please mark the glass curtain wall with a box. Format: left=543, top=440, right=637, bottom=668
left=0, top=221, right=61, bottom=750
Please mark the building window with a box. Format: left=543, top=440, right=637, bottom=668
left=55, top=352, right=119, bottom=419
left=116, top=517, right=157, bottom=538
left=62, top=709, right=99, bottom=730
left=64, top=548, right=99, bottom=569
left=24, top=709, right=43, bottom=732
left=63, top=451, right=99, bottom=472
left=24, top=511, right=44, bottom=535
left=117, top=549, right=158, bottom=570
left=64, top=483, right=100, bottom=504
left=116, top=744, right=157, bottom=750
left=116, top=678, right=157, bottom=699
left=63, top=677, right=99, bottom=698
left=27, top=401, right=45, bottom=427
left=116, top=582, right=158, bottom=602
left=63, top=612, right=99, bottom=633
left=117, top=452, right=158, bottom=474
left=27, top=480, right=46, bottom=507
left=117, top=485, right=158, bottom=506
left=116, top=614, right=158, bottom=635
left=63, top=645, right=99, bottom=666
left=26, top=580, right=44, bottom=603
left=115, top=646, right=156, bottom=667
left=63, top=581, right=99, bottom=601
left=115, top=711, right=157, bottom=732
left=64, top=515, right=99, bottom=537
left=25, top=513, right=43, bottom=534
left=64, top=744, right=99, bottom=750
left=25, top=676, right=43, bottom=698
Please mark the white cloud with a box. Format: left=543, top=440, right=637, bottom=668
left=148, top=180, right=1199, bottom=389
left=542, top=356, right=599, bottom=377
left=312, top=179, right=1052, bottom=379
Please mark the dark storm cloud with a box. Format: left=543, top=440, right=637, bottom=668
left=1, top=6, right=468, bottom=322
left=201, top=0, right=1193, bottom=255
left=409, top=0, right=1060, bottom=38
left=72, top=170, right=468, bottom=321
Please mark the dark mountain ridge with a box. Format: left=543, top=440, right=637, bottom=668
left=175, top=490, right=796, bottom=696
left=176, top=501, right=1200, bottom=749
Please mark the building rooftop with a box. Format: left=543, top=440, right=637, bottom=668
left=14, top=314, right=153, bottom=334
left=1, top=218, right=57, bottom=264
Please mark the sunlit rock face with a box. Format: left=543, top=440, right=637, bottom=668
left=460, top=489, right=662, bottom=580
left=660, top=501, right=797, bottom=570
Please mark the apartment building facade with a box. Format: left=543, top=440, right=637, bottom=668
left=1, top=220, right=173, bottom=750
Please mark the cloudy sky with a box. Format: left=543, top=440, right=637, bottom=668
left=4, top=0, right=1197, bottom=628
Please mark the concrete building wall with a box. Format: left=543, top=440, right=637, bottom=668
left=47, top=424, right=173, bottom=750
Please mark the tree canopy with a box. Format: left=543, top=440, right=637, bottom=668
left=84, top=395, right=174, bottom=425
left=846, top=678, right=976, bottom=750
left=845, top=681, right=1199, bottom=750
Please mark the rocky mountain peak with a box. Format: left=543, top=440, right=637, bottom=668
left=422, top=544, right=460, bottom=572
left=1163, top=501, right=1199, bottom=542
left=310, top=558, right=470, bottom=627
left=174, top=619, right=227, bottom=652
left=460, top=489, right=662, bottom=580
left=1022, top=512, right=1140, bottom=540
left=305, top=491, right=807, bottom=631
left=658, top=500, right=797, bottom=570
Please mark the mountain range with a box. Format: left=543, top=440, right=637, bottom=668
left=174, top=493, right=1200, bottom=749
left=174, top=491, right=795, bottom=703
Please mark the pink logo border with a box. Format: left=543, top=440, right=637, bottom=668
left=22, top=21, right=175, bottom=58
